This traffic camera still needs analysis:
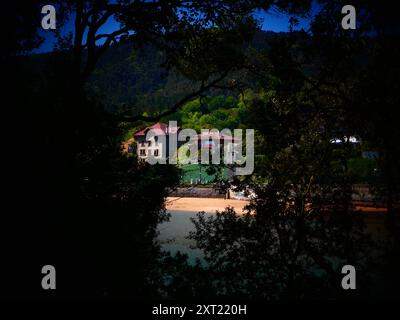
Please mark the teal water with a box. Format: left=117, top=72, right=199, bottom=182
left=158, top=210, right=214, bottom=265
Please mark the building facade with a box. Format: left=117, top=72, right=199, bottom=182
left=134, top=122, right=179, bottom=161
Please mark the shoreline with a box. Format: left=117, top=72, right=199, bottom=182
left=165, top=197, right=389, bottom=215
left=166, top=197, right=250, bottom=214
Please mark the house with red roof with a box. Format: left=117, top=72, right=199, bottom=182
left=133, top=122, right=239, bottom=163
left=134, top=122, right=180, bottom=161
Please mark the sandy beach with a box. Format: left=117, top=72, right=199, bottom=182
left=165, top=197, right=388, bottom=215
left=166, top=197, right=250, bottom=214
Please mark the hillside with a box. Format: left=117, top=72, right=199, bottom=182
left=89, top=30, right=283, bottom=114
left=18, top=31, right=285, bottom=115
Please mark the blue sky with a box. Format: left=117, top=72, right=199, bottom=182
left=254, top=8, right=312, bottom=32
left=36, top=7, right=315, bottom=53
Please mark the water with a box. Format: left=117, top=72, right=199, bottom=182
left=158, top=210, right=214, bottom=265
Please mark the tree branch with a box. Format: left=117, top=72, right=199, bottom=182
left=111, top=69, right=232, bottom=123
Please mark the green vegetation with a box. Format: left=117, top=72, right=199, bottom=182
left=14, top=0, right=400, bottom=300
left=348, top=157, right=379, bottom=184
left=179, top=164, right=228, bottom=185
left=177, top=96, right=244, bottom=131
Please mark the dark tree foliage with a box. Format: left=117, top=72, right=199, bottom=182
left=185, top=0, right=400, bottom=299
left=12, top=0, right=314, bottom=299
left=12, top=0, right=399, bottom=300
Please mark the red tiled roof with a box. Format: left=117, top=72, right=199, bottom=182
left=134, top=128, right=147, bottom=137
left=134, top=122, right=179, bottom=137
left=151, top=122, right=168, bottom=132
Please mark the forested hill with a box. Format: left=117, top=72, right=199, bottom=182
left=90, top=30, right=282, bottom=114
left=20, top=31, right=283, bottom=114
left=90, top=42, right=193, bottom=114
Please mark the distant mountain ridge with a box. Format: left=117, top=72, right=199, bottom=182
left=20, top=31, right=286, bottom=114
left=89, top=30, right=283, bottom=114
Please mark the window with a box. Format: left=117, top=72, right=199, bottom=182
left=154, top=149, right=159, bottom=157
left=139, top=149, right=146, bottom=156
